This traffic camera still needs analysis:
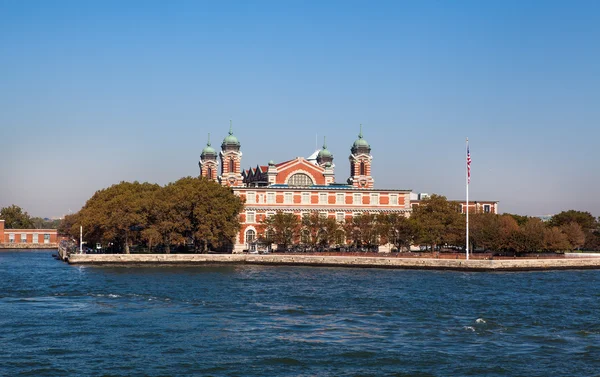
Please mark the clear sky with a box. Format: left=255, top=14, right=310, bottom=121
left=1, top=0, right=599, bottom=218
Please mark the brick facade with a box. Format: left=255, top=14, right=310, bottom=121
left=0, top=220, right=59, bottom=247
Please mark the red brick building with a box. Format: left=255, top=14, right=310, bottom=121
left=0, top=220, right=59, bottom=248
left=199, top=125, right=411, bottom=252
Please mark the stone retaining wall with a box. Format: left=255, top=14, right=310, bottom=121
left=66, top=253, right=600, bottom=271
left=0, top=244, right=58, bottom=249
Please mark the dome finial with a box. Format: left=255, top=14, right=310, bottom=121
left=359, top=124, right=363, bottom=138
left=229, top=120, right=233, bottom=135
left=207, top=132, right=211, bottom=146
left=323, top=136, right=327, bottom=149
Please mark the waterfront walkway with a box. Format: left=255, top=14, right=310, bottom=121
left=66, top=253, right=600, bottom=271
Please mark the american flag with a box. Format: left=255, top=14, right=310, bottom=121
left=467, top=145, right=472, bottom=184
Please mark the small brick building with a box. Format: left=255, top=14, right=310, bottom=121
left=0, top=219, right=59, bottom=248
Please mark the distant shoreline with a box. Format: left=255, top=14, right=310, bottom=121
left=65, top=253, right=600, bottom=272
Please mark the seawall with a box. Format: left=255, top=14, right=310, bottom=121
left=66, top=253, right=600, bottom=271
left=0, top=244, right=58, bottom=250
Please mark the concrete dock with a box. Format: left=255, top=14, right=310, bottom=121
left=66, top=253, right=600, bottom=271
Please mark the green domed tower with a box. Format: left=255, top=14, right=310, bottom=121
left=199, top=133, right=218, bottom=181
left=316, top=136, right=334, bottom=167
left=219, top=120, right=244, bottom=187
left=348, top=124, right=374, bottom=188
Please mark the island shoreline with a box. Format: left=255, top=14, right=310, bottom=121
left=65, top=253, right=600, bottom=272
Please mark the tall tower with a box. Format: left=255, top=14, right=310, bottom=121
left=219, top=120, right=244, bottom=186
left=348, top=125, right=374, bottom=188
left=199, top=133, right=218, bottom=181
left=316, top=136, right=335, bottom=185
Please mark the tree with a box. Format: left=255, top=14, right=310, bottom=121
left=549, top=210, right=598, bottom=251
left=377, top=213, right=415, bottom=251
left=58, top=213, right=81, bottom=240
left=506, top=213, right=529, bottom=226
left=470, top=213, right=501, bottom=251
left=411, top=195, right=464, bottom=251
left=1, top=205, right=34, bottom=228
left=344, top=213, right=378, bottom=249
left=549, top=210, right=596, bottom=230
left=497, top=214, right=520, bottom=252
left=516, top=217, right=546, bottom=253
left=31, top=217, right=62, bottom=229
left=259, top=212, right=300, bottom=249
left=166, top=177, right=244, bottom=253
left=77, top=181, right=161, bottom=253
left=299, top=214, right=342, bottom=249
left=543, top=226, right=571, bottom=252
left=560, top=222, right=585, bottom=250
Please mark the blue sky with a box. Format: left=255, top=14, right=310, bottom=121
left=0, top=0, right=599, bottom=217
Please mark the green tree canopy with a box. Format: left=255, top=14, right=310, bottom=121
left=259, top=212, right=300, bottom=249
left=1, top=205, right=34, bottom=229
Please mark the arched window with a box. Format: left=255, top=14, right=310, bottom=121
left=245, top=229, right=256, bottom=244
left=360, top=162, right=365, bottom=176
left=288, top=173, right=314, bottom=187
left=229, top=159, right=235, bottom=172
left=207, top=167, right=213, bottom=179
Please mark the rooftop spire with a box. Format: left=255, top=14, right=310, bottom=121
left=207, top=132, right=211, bottom=146
left=323, top=136, right=327, bottom=149
left=229, top=120, right=233, bottom=135
left=359, top=124, right=363, bottom=139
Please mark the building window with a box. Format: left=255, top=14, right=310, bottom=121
left=284, top=192, right=293, bottom=204
left=390, top=194, right=398, bottom=205
left=207, top=167, right=213, bottom=179
left=371, top=193, right=379, bottom=205
left=353, top=212, right=361, bottom=218
left=44, top=234, right=50, bottom=244
left=301, top=229, right=310, bottom=244
left=484, top=205, right=491, bottom=213
left=319, top=211, right=328, bottom=219
left=266, top=212, right=275, bottom=218
left=319, top=193, right=327, bottom=204
left=245, top=229, right=256, bottom=244
left=32, top=233, right=38, bottom=244
left=288, top=173, right=314, bottom=187
left=267, top=192, right=275, bottom=204
left=246, top=212, right=256, bottom=223
left=246, top=191, right=256, bottom=204
left=21, top=234, right=27, bottom=243
left=259, top=194, right=265, bottom=203
left=353, top=193, right=362, bottom=205
left=360, top=161, right=365, bottom=175
left=229, top=159, right=235, bottom=172
left=336, top=212, right=345, bottom=222
left=336, top=193, right=345, bottom=204
left=9, top=233, right=15, bottom=243
left=301, top=192, right=310, bottom=204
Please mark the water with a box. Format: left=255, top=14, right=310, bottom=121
left=1, top=251, right=600, bottom=376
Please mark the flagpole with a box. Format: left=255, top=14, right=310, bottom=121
left=466, top=137, right=469, bottom=261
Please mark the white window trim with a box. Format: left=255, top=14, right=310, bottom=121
left=284, top=192, right=293, bottom=204
left=267, top=192, right=275, bottom=204
left=319, top=192, right=328, bottom=204
left=371, top=193, right=379, bottom=205
left=336, top=212, right=345, bottom=222
left=336, top=193, right=345, bottom=204
left=246, top=211, right=256, bottom=224
left=353, top=193, right=362, bottom=205
left=301, top=192, right=310, bottom=204
left=390, top=194, right=398, bottom=205
left=246, top=191, right=256, bottom=204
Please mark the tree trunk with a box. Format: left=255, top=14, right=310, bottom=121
left=125, top=232, right=130, bottom=254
